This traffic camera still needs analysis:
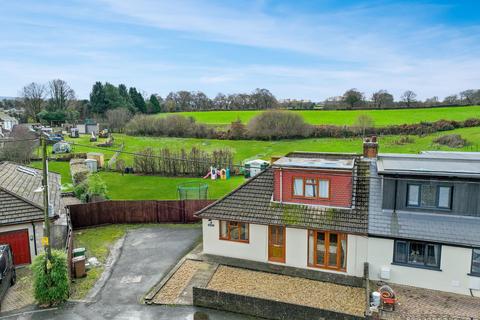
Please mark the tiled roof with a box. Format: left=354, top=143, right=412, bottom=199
left=368, top=161, right=480, bottom=247
left=197, top=157, right=370, bottom=234
left=0, top=162, right=63, bottom=225
left=0, top=189, right=43, bottom=224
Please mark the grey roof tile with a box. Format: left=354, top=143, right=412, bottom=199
left=198, top=157, right=370, bottom=234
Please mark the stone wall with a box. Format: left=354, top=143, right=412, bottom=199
left=193, top=287, right=365, bottom=320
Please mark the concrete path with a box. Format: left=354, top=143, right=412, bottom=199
left=0, top=226, right=257, bottom=320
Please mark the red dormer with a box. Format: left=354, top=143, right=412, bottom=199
left=272, top=156, right=354, bottom=208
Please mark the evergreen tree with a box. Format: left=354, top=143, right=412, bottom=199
left=118, top=84, right=135, bottom=112
left=129, top=87, right=146, bottom=113
left=89, top=82, right=107, bottom=114
left=148, top=94, right=161, bottom=113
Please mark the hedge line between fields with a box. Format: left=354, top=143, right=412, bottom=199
left=125, top=113, right=480, bottom=140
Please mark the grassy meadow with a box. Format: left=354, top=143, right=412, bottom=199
left=31, top=126, right=480, bottom=200
left=157, top=105, right=480, bottom=127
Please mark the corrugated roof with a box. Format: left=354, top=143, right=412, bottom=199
left=197, top=158, right=370, bottom=234
left=377, top=153, right=480, bottom=178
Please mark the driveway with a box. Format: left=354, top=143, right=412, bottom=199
left=1, top=226, right=257, bottom=320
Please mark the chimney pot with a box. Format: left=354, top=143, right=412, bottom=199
left=363, top=136, right=379, bottom=158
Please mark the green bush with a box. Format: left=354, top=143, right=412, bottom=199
left=31, top=250, right=69, bottom=306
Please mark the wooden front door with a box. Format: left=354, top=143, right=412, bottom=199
left=268, top=225, right=285, bottom=263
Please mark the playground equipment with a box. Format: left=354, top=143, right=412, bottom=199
left=203, top=166, right=231, bottom=180
left=177, top=182, right=208, bottom=200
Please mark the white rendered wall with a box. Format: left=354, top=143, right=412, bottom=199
left=202, top=219, right=368, bottom=277
left=202, top=219, right=268, bottom=262
left=368, top=237, right=480, bottom=296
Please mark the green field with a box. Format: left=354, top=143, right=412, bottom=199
left=158, top=106, right=480, bottom=127
left=31, top=126, right=480, bottom=200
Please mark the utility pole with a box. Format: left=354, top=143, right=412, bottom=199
left=41, top=134, right=52, bottom=264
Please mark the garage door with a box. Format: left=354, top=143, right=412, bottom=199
left=0, top=229, right=31, bottom=265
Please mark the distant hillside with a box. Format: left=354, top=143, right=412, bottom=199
left=0, top=96, right=18, bottom=100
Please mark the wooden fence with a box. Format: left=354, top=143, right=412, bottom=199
left=67, top=200, right=214, bottom=229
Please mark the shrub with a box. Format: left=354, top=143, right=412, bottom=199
left=69, top=159, right=89, bottom=185
left=434, top=134, right=467, bottom=148
left=73, top=174, right=108, bottom=202
left=31, top=250, right=69, bottom=306
left=247, top=110, right=312, bottom=140
left=106, top=108, right=132, bottom=133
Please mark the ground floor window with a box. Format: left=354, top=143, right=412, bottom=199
left=219, top=221, right=249, bottom=242
left=393, top=240, right=441, bottom=269
left=308, top=230, right=347, bottom=271
left=472, top=248, right=480, bottom=276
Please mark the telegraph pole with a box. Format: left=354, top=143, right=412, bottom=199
left=41, top=134, right=52, bottom=264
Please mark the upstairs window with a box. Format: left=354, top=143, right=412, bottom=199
left=219, top=221, right=249, bottom=243
left=393, top=240, right=441, bottom=269
left=407, top=184, right=452, bottom=210
left=292, top=177, right=330, bottom=199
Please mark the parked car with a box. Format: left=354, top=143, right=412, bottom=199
left=0, top=245, right=16, bottom=308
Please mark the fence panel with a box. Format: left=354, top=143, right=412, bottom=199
left=68, top=200, right=214, bottom=229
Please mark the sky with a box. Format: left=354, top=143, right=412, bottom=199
left=0, top=0, right=479, bottom=101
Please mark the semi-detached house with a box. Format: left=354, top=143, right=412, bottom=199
left=197, top=139, right=480, bottom=297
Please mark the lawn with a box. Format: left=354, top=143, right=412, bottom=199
left=157, top=105, right=480, bottom=127
left=31, top=126, right=480, bottom=200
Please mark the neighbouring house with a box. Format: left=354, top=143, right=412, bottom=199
left=76, top=119, right=99, bottom=135
left=197, top=151, right=371, bottom=282
left=0, top=113, right=18, bottom=132
left=368, top=151, right=480, bottom=297
left=197, top=138, right=480, bottom=298
left=0, top=162, right=64, bottom=265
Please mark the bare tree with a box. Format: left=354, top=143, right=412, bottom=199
left=354, top=114, right=374, bottom=137
left=443, top=95, right=459, bottom=105
left=21, top=82, right=46, bottom=122
left=1, top=126, right=38, bottom=163
left=48, top=79, right=75, bottom=111
left=106, top=108, right=132, bottom=132
left=401, top=90, right=417, bottom=107
left=371, top=90, right=394, bottom=108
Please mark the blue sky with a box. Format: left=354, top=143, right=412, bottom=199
left=1, top=0, right=479, bottom=100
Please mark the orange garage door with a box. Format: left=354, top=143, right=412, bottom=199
left=0, top=229, right=31, bottom=265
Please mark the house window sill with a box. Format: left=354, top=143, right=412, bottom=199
left=468, top=273, right=480, bottom=278
left=391, top=262, right=442, bottom=272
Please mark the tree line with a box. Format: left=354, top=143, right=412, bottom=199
left=2, top=79, right=480, bottom=124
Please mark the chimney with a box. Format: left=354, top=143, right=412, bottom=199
left=363, top=136, right=379, bottom=158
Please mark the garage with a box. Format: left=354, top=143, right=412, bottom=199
left=0, top=229, right=31, bottom=265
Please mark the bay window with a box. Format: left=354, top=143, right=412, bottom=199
left=308, top=230, right=347, bottom=271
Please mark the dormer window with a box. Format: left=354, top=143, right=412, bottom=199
left=407, top=184, right=452, bottom=210
left=293, top=177, right=330, bottom=199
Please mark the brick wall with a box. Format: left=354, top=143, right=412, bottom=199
left=273, top=168, right=353, bottom=207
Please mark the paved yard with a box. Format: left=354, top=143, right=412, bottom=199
left=379, top=283, right=480, bottom=320
left=1, top=267, right=34, bottom=312
left=208, top=265, right=366, bottom=317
